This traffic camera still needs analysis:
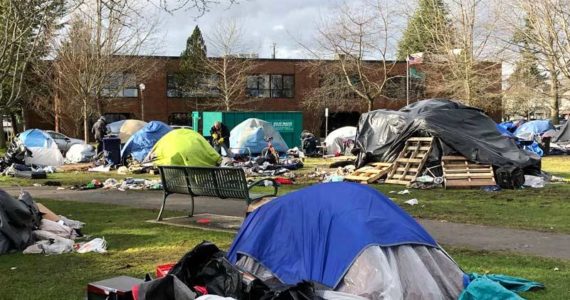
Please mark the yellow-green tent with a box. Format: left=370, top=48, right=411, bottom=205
left=148, top=129, right=221, bottom=166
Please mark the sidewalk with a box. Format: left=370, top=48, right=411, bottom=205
left=4, top=186, right=569, bottom=260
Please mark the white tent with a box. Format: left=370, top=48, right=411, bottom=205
left=229, top=118, right=289, bottom=154
left=65, top=144, right=96, bottom=163
left=325, top=126, right=357, bottom=155
left=18, top=129, right=64, bottom=167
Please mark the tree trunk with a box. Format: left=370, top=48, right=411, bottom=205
left=21, top=108, right=26, bottom=131
left=0, top=114, right=5, bottom=149
left=550, top=71, right=559, bottom=125
left=83, top=100, right=89, bottom=143
left=10, top=113, right=20, bottom=135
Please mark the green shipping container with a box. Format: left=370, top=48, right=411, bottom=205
left=194, top=111, right=303, bottom=148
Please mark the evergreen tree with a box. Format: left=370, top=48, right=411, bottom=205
left=177, top=26, right=208, bottom=95
left=505, top=19, right=547, bottom=118
left=397, top=0, right=451, bottom=60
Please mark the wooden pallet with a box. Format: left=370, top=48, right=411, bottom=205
left=442, top=156, right=495, bottom=189
left=344, top=162, right=393, bottom=184
left=385, top=137, right=434, bottom=186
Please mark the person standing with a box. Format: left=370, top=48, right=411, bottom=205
left=91, top=116, right=107, bottom=154
left=210, top=121, right=231, bottom=156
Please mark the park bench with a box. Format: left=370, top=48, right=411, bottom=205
left=156, top=166, right=279, bottom=221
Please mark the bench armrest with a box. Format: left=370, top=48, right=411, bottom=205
left=248, top=178, right=279, bottom=197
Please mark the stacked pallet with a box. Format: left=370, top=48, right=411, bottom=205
left=442, top=156, right=495, bottom=189
left=344, top=162, right=393, bottom=184
left=385, top=137, right=434, bottom=186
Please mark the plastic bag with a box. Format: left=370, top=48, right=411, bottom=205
left=76, top=237, right=107, bottom=253
left=39, top=219, right=75, bottom=239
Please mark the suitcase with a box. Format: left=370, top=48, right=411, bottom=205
left=87, top=276, right=143, bottom=300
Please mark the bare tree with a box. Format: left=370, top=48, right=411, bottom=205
left=201, top=19, right=258, bottom=111
left=508, top=0, right=570, bottom=123
left=407, top=0, right=507, bottom=113
left=31, top=0, right=160, bottom=141
left=0, top=0, right=64, bottom=147
left=303, top=0, right=400, bottom=113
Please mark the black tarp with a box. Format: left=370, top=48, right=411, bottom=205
left=0, top=190, right=39, bottom=254
left=353, top=99, right=541, bottom=172
left=553, top=121, right=570, bottom=143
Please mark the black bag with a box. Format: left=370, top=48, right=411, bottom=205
left=495, top=166, right=525, bottom=189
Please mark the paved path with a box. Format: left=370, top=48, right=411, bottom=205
left=4, top=186, right=569, bottom=260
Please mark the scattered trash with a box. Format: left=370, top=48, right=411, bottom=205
left=323, top=175, right=344, bottom=183
left=415, top=175, right=434, bottom=183
left=523, top=175, right=545, bottom=188
left=76, top=238, right=108, bottom=254
left=88, top=165, right=111, bottom=173
left=481, top=185, right=502, bottom=192
left=553, top=267, right=559, bottom=271
left=389, top=191, right=396, bottom=194
left=405, top=198, right=419, bottom=206
left=10, top=267, right=16, bottom=270
left=397, top=189, right=410, bottom=195
left=116, top=166, right=129, bottom=175
left=33, top=183, right=42, bottom=187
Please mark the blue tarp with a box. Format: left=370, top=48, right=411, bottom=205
left=227, top=182, right=437, bottom=288
left=120, top=121, right=171, bottom=162
left=496, top=124, right=516, bottom=139
left=19, top=129, right=54, bottom=148
left=514, top=120, right=554, bottom=141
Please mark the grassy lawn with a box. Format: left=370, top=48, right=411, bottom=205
left=0, top=199, right=567, bottom=300
left=0, top=157, right=568, bottom=234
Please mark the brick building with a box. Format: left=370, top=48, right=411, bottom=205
left=25, top=56, right=500, bottom=138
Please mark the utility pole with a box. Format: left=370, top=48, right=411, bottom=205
left=272, top=43, right=276, bottom=59
left=139, top=83, right=146, bottom=120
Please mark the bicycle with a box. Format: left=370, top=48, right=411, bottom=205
left=261, top=136, right=280, bottom=164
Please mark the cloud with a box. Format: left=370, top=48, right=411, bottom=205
left=157, top=0, right=339, bottom=58
left=272, top=25, right=285, bottom=31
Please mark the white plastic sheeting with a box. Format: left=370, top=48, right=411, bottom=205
left=106, top=120, right=126, bottom=135
left=229, top=118, right=289, bottom=154
left=237, top=245, right=464, bottom=300
left=65, top=144, right=95, bottom=163
left=25, top=146, right=64, bottom=167
left=325, top=126, right=357, bottom=155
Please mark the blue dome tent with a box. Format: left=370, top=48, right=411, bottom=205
left=228, top=182, right=462, bottom=298
left=228, top=183, right=543, bottom=298
left=120, top=121, right=171, bottom=162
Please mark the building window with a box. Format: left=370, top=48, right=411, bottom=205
left=246, top=74, right=294, bottom=98
left=167, top=74, right=220, bottom=98
left=103, top=113, right=132, bottom=123
left=102, top=73, right=138, bottom=98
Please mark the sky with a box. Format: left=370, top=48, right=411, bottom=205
left=156, top=0, right=339, bottom=58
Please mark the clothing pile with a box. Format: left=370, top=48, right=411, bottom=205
left=0, top=189, right=105, bottom=255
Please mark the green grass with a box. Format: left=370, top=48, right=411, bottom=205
left=0, top=157, right=568, bottom=233
left=542, top=155, right=570, bottom=180
left=0, top=199, right=566, bottom=299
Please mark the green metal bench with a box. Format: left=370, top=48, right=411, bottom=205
left=157, top=166, right=279, bottom=221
